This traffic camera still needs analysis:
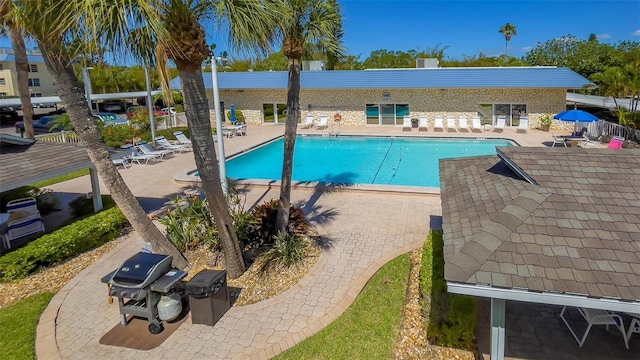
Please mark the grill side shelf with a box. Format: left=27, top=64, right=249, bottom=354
left=150, top=269, right=187, bottom=293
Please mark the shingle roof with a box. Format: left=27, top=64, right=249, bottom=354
left=170, top=67, right=593, bottom=90
left=0, top=138, right=92, bottom=192
left=440, top=147, right=640, bottom=302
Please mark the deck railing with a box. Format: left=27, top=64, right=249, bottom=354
left=35, top=130, right=81, bottom=143
left=582, top=120, right=639, bottom=141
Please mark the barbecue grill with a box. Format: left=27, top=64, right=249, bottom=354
left=101, top=252, right=187, bottom=334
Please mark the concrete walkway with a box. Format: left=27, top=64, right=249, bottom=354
left=35, top=125, right=596, bottom=359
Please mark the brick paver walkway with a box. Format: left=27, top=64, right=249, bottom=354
left=35, top=125, right=606, bottom=359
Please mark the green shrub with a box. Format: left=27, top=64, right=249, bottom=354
left=101, top=123, right=138, bottom=148
left=421, top=230, right=476, bottom=350
left=159, top=195, right=219, bottom=252
left=226, top=109, right=245, bottom=123
left=261, top=231, right=307, bottom=269
left=68, top=195, right=116, bottom=218
left=248, top=199, right=309, bottom=248
left=0, top=207, right=128, bottom=282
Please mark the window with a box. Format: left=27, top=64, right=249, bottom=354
left=28, top=78, right=41, bottom=86
left=0, top=64, right=3, bottom=70
left=29, top=64, right=38, bottom=72
left=262, top=103, right=287, bottom=124
left=30, top=93, right=43, bottom=97
left=365, top=103, right=409, bottom=125
left=0, top=78, right=5, bottom=86
left=477, top=103, right=527, bottom=127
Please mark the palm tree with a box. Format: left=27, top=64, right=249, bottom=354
left=0, top=1, right=35, bottom=139
left=499, top=22, right=517, bottom=59
left=273, top=0, right=344, bottom=233
left=13, top=0, right=189, bottom=269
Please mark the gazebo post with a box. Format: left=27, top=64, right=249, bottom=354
left=491, top=298, right=506, bottom=360
left=89, top=167, right=103, bottom=212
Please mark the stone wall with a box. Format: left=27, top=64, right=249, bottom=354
left=206, top=88, right=572, bottom=129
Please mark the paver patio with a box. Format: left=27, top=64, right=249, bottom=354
left=34, top=125, right=617, bottom=359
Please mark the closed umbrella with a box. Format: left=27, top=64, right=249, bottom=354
left=230, top=104, right=237, bottom=124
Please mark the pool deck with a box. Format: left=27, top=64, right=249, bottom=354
left=35, top=124, right=610, bottom=360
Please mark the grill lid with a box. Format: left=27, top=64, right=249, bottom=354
left=110, top=252, right=173, bottom=288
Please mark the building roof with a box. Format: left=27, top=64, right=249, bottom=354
left=440, top=147, right=640, bottom=303
left=170, top=67, right=594, bottom=90
left=0, top=134, right=93, bottom=192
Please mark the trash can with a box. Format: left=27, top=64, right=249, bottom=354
left=187, top=270, right=230, bottom=326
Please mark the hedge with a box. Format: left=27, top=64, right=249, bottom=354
left=0, top=207, right=129, bottom=283
left=421, top=230, right=477, bottom=350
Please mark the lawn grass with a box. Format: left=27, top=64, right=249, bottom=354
left=32, top=168, right=90, bottom=188
left=275, top=253, right=411, bottom=360
left=0, top=292, right=55, bottom=360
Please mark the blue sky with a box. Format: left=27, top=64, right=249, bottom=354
left=2, top=0, right=639, bottom=63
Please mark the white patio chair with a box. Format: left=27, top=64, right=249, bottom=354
left=112, top=156, right=129, bottom=169
left=173, top=131, right=192, bottom=147
left=446, top=115, right=458, bottom=132
left=515, top=116, right=529, bottom=134
left=3, top=197, right=45, bottom=249
left=458, top=116, right=470, bottom=132
left=234, top=124, right=247, bottom=136
left=155, top=136, right=190, bottom=153
left=402, top=115, right=412, bottom=131
left=626, top=317, right=640, bottom=345
left=433, top=116, right=444, bottom=132
left=137, top=142, right=174, bottom=159
left=493, top=116, right=506, bottom=132
left=301, top=114, right=314, bottom=129
left=560, top=307, right=628, bottom=349
left=551, top=133, right=568, bottom=147
left=316, top=115, right=328, bottom=129
left=129, top=150, right=160, bottom=165
left=471, top=116, right=483, bottom=132
left=418, top=116, right=428, bottom=131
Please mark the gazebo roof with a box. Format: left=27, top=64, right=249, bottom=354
left=440, top=147, right=640, bottom=307
left=0, top=134, right=93, bottom=192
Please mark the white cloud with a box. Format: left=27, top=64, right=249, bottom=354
left=597, top=33, right=611, bottom=39
left=521, top=46, right=532, bottom=52
left=632, top=30, right=640, bottom=36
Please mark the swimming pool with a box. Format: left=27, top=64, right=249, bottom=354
left=219, top=136, right=513, bottom=188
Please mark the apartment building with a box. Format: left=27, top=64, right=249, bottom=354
left=0, top=48, right=57, bottom=99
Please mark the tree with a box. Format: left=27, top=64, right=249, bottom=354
left=14, top=0, right=189, bottom=270
left=499, top=22, right=517, bottom=59
left=273, top=0, right=344, bottom=234
left=0, top=1, right=35, bottom=139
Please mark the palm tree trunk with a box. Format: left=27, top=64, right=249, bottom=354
left=37, top=45, right=188, bottom=270
left=505, top=40, right=509, bottom=59
left=276, top=58, right=301, bottom=233
left=177, top=66, right=246, bottom=279
left=8, top=25, right=34, bottom=139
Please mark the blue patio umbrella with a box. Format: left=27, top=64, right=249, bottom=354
left=553, top=110, right=599, bottom=122
left=230, top=104, right=237, bottom=124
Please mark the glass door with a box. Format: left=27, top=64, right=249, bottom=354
left=494, top=104, right=510, bottom=126
left=380, top=104, right=396, bottom=125
left=263, top=103, right=287, bottom=124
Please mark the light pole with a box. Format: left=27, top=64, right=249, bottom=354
left=81, top=67, right=94, bottom=111
left=144, top=66, right=156, bottom=145
left=211, top=52, right=227, bottom=194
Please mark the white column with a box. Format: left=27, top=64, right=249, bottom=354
left=89, top=167, right=103, bottom=212
left=211, top=54, right=227, bottom=194
left=490, top=298, right=506, bottom=360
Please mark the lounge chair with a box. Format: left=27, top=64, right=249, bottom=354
left=493, top=116, right=506, bottom=132
left=418, top=116, right=428, bottom=131
left=301, top=114, right=314, bottom=129
left=316, top=115, right=328, bottom=129
left=560, top=306, right=628, bottom=350
left=446, top=116, right=457, bottom=132
left=626, top=317, right=640, bottom=345
left=3, top=197, right=45, bottom=249
left=155, top=136, right=190, bottom=153
left=129, top=150, right=160, bottom=165
left=471, top=116, right=483, bottom=132
left=433, top=116, right=444, bottom=132
left=112, top=156, right=129, bottom=169
left=402, top=115, right=412, bottom=131
left=173, top=131, right=192, bottom=146
left=458, top=116, right=470, bottom=132
left=137, top=142, right=174, bottom=159
left=551, top=133, right=568, bottom=147
left=515, top=116, right=528, bottom=134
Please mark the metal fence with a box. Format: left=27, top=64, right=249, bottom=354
left=584, top=120, right=640, bottom=141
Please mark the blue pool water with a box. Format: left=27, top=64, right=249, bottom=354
left=221, top=136, right=513, bottom=188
